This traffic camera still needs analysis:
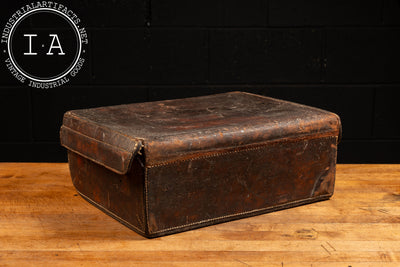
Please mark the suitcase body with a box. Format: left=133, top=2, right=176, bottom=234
left=60, top=91, right=341, bottom=238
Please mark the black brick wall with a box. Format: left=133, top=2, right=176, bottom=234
left=1, top=0, right=399, bottom=163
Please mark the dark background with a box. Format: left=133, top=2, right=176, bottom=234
left=1, top=0, right=400, bottom=163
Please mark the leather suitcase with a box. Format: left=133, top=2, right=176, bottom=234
left=60, top=91, right=341, bottom=238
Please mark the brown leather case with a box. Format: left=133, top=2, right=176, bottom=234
left=60, top=91, right=341, bottom=238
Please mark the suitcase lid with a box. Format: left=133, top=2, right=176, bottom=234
left=60, top=91, right=341, bottom=173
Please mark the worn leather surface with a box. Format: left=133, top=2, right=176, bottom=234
left=146, top=135, right=337, bottom=236
left=68, top=151, right=147, bottom=235
left=60, top=91, right=341, bottom=238
left=60, top=126, right=141, bottom=174
left=61, top=91, right=340, bottom=167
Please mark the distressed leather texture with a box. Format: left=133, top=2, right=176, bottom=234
left=60, top=91, right=341, bottom=238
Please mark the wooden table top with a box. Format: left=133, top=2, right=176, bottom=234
left=0, top=163, right=399, bottom=266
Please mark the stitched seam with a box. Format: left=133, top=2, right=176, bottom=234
left=145, top=167, right=150, bottom=235
left=149, top=194, right=331, bottom=235
left=77, top=190, right=146, bottom=235
left=148, top=134, right=335, bottom=168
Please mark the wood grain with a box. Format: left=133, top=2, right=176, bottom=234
left=0, top=163, right=399, bottom=266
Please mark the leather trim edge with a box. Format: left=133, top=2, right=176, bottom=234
left=61, top=126, right=143, bottom=175
left=147, top=192, right=332, bottom=237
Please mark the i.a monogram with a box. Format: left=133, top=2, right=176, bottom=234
left=24, top=34, right=66, bottom=56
